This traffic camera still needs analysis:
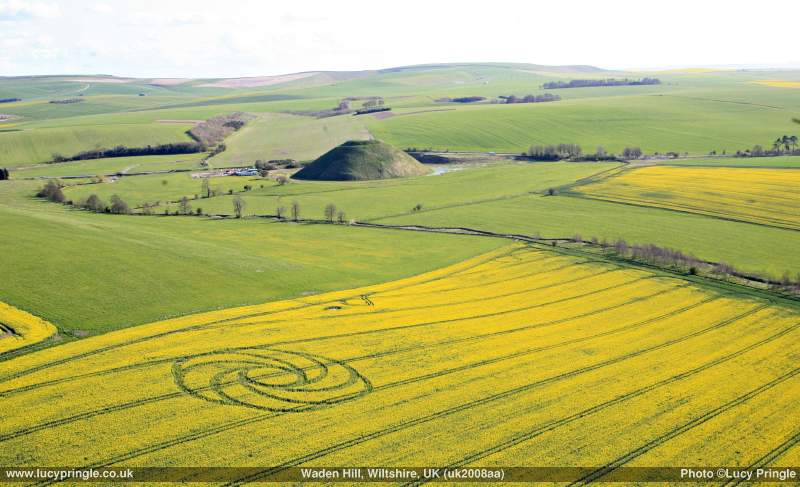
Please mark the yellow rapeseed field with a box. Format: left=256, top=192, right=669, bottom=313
left=753, top=80, right=800, bottom=89
left=576, top=166, right=800, bottom=230
left=0, top=301, right=56, bottom=354
left=1, top=244, right=799, bottom=483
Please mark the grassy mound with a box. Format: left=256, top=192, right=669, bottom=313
left=293, top=139, right=430, bottom=181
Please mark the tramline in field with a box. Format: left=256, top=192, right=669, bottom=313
left=2, top=244, right=799, bottom=482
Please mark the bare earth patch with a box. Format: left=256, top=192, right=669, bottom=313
left=199, top=72, right=318, bottom=88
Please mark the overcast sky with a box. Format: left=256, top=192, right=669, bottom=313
left=1, top=0, right=798, bottom=78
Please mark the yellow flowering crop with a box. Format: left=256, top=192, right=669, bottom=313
left=0, top=302, right=56, bottom=354
left=577, top=166, right=800, bottom=230
left=1, top=244, right=798, bottom=482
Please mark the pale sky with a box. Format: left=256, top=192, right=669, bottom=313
left=1, top=0, right=798, bottom=78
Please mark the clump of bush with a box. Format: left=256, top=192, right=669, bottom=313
left=37, top=180, right=65, bottom=203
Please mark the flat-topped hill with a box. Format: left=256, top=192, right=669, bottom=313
left=293, top=139, right=430, bottom=181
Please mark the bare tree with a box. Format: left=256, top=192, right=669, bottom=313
left=179, top=196, right=191, bottom=215
left=232, top=195, right=245, bottom=218
left=337, top=210, right=346, bottom=224
left=201, top=177, right=211, bottom=198
left=276, top=175, right=289, bottom=186
left=291, top=201, right=300, bottom=222
left=276, top=205, right=286, bottom=220
left=324, top=203, right=337, bottom=223
left=109, top=195, right=130, bottom=214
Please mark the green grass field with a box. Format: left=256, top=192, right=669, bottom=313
left=377, top=192, right=800, bottom=278
left=209, top=113, right=371, bottom=165
left=366, top=93, right=800, bottom=155
left=0, top=180, right=502, bottom=335
left=0, top=123, right=195, bottom=166
left=10, top=153, right=208, bottom=179
left=62, top=161, right=620, bottom=219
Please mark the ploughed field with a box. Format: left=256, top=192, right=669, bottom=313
left=2, top=244, right=799, bottom=480
left=574, top=166, right=800, bottom=230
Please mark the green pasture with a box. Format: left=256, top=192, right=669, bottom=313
left=366, top=93, right=800, bottom=155
left=377, top=192, right=800, bottom=278
left=62, top=161, right=619, bottom=218
left=0, top=180, right=502, bottom=334
left=209, top=113, right=371, bottom=165
left=0, top=123, right=195, bottom=167
left=10, top=153, right=208, bottom=179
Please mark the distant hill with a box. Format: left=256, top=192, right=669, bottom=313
left=293, top=140, right=430, bottom=181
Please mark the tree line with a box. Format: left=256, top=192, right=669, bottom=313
left=542, top=78, right=661, bottom=89
left=496, top=93, right=561, bottom=104
left=0, top=98, right=21, bottom=103
left=49, top=98, right=84, bottom=104
left=524, top=144, right=640, bottom=161
left=569, top=236, right=800, bottom=295
left=51, top=142, right=204, bottom=163
left=36, top=180, right=131, bottom=214
left=435, top=96, right=486, bottom=103
left=733, top=134, right=799, bottom=158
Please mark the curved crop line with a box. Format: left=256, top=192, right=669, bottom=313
left=0, top=270, right=657, bottom=404
left=403, top=319, right=800, bottom=486
left=218, top=305, right=769, bottom=485
left=569, top=365, right=800, bottom=486
left=27, top=292, right=739, bottom=479
left=253, top=276, right=656, bottom=351
left=0, top=269, right=644, bottom=399
left=1, top=279, right=688, bottom=442
left=381, top=257, right=602, bottom=299
left=0, top=245, right=524, bottom=385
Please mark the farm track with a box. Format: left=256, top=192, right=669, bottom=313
left=1, top=273, right=686, bottom=441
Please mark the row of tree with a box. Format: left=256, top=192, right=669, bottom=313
left=51, top=142, right=204, bottom=163
left=771, top=135, right=799, bottom=152
left=573, top=236, right=799, bottom=294
left=525, top=144, right=642, bottom=161
left=496, top=93, right=561, bottom=104
left=36, top=180, right=131, bottom=214
left=435, top=96, right=486, bottom=103
left=0, top=98, right=21, bottom=103
left=526, top=143, right=584, bottom=160
left=542, top=78, right=661, bottom=89
left=49, top=98, right=84, bottom=104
